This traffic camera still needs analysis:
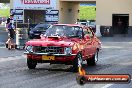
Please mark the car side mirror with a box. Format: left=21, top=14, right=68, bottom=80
left=84, top=35, right=90, bottom=40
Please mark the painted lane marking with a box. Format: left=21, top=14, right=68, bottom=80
left=102, top=79, right=132, bottom=88
left=102, top=84, right=113, bottom=88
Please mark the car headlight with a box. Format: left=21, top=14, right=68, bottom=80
left=64, top=47, right=72, bottom=55
left=25, top=45, right=33, bottom=52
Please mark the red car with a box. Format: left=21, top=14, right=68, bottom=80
left=24, top=24, right=101, bottom=71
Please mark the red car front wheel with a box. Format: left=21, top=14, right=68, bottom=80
left=27, top=58, right=37, bottom=69
left=72, top=53, right=83, bottom=72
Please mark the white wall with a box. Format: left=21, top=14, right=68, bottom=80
left=96, top=0, right=132, bottom=26
left=59, top=1, right=79, bottom=23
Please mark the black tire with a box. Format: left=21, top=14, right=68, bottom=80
left=27, top=58, right=37, bottom=69
left=15, top=44, right=17, bottom=49
left=72, top=53, right=83, bottom=72
left=5, top=43, right=8, bottom=48
left=86, top=51, right=98, bottom=66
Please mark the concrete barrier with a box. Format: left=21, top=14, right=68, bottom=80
left=95, top=25, right=102, bottom=37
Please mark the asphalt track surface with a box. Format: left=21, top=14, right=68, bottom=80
left=0, top=29, right=131, bottom=88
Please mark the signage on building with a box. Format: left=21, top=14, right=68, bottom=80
left=45, top=10, right=59, bottom=23
left=11, top=9, right=24, bottom=23
left=13, top=0, right=57, bottom=10
left=23, top=0, right=50, bottom=4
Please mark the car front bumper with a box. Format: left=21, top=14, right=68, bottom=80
left=24, top=52, right=76, bottom=56
left=24, top=52, right=77, bottom=63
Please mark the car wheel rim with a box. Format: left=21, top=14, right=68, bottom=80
left=78, top=54, right=82, bottom=67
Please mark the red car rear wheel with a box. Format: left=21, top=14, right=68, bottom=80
left=86, top=50, right=98, bottom=66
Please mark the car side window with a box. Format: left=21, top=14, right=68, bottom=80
left=74, top=27, right=83, bottom=38
left=78, top=28, right=83, bottom=38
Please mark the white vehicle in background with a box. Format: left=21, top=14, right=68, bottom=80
left=76, top=20, right=90, bottom=26
left=76, top=20, right=101, bottom=37
left=89, top=21, right=96, bottom=28
left=76, top=20, right=96, bottom=32
left=76, top=20, right=96, bottom=29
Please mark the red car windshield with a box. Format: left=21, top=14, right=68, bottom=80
left=44, top=25, right=83, bottom=38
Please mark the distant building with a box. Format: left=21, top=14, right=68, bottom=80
left=8, top=0, right=132, bottom=36
left=10, top=0, right=58, bottom=24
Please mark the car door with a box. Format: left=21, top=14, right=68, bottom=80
left=87, top=28, right=97, bottom=55
left=83, top=27, right=93, bottom=59
left=75, top=27, right=88, bottom=59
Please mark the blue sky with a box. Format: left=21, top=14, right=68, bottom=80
left=80, top=3, right=96, bottom=6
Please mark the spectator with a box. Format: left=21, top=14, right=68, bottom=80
left=5, top=14, right=15, bottom=50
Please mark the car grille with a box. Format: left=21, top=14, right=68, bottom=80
left=34, top=46, right=64, bottom=54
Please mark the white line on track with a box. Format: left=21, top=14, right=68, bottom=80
left=102, top=84, right=113, bottom=88
left=102, top=79, right=132, bottom=88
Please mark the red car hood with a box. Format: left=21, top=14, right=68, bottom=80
left=26, top=37, right=76, bottom=47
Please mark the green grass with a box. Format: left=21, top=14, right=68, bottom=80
left=79, top=6, right=96, bottom=20
left=0, top=9, right=10, bottom=17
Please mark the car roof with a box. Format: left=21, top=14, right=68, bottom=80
left=35, top=23, right=51, bottom=27
left=35, top=23, right=51, bottom=26
left=53, top=24, right=83, bottom=27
